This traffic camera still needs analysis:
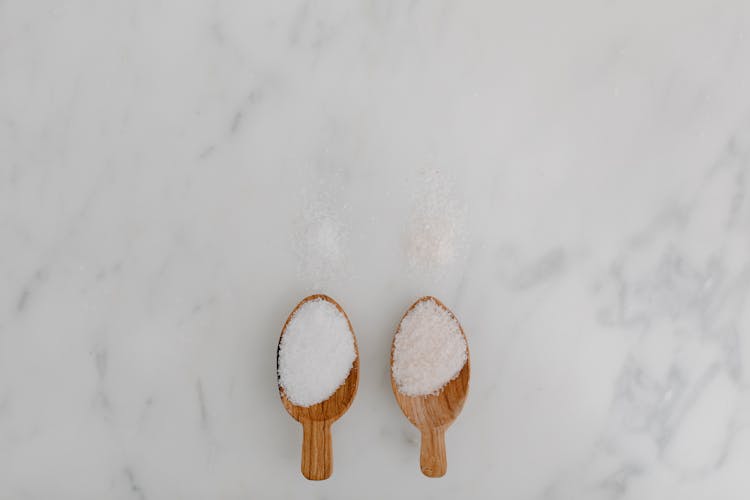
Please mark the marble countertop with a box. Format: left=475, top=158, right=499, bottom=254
left=2, top=1, right=750, bottom=499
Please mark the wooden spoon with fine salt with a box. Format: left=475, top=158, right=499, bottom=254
left=390, top=296, right=470, bottom=478
left=277, top=294, right=359, bottom=480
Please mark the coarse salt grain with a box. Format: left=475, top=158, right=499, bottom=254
left=278, top=298, right=356, bottom=407
left=392, top=298, right=467, bottom=396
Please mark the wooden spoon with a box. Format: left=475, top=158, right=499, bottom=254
left=277, top=294, right=359, bottom=480
left=390, top=296, right=470, bottom=478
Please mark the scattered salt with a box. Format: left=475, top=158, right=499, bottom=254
left=392, top=298, right=467, bottom=396
left=294, top=196, right=347, bottom=289
left=406, top=170, right=466, bottom=275
left=278, top=298, right=356, bottom=407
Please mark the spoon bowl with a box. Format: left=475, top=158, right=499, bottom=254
left=391, top=296, right=470, bottom=477
left=278, top=294, right=359, bottom=480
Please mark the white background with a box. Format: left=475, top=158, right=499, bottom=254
left=2, top=1, right=750, bottom=499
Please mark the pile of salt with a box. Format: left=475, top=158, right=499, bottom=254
left=392, top=298, right=467, bottom=396
left=278, top=298, right=356, bottom=407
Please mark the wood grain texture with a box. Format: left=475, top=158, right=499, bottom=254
left=391, top=296, right=470, bottom=478
left=278, top=294, right=359, bottom=481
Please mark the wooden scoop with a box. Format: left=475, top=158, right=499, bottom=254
left=390, top=296, right=470, bottom=478
left=277, top=294, right=359, bottom=480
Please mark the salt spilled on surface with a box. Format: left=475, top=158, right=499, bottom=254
left=293, top=196, right=348, bottom=289
left=406, top=170, right=466, bottom=275
left=392, top=298, right=468, bottom=396
left=278, top=298, right=356, bottom=407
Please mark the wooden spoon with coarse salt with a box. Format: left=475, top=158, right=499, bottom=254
left=277, top=294, right=359, bottom=481
left=390, top=296, right=470, bottom=478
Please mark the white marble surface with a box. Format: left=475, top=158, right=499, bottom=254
left=2, top=1, right=750, bottom=499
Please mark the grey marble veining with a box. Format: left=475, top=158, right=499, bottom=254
left=1, top=1, right=750, bottom=499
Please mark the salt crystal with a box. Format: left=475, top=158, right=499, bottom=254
left=278, top=298, right=356, bottom=407
left=392, top=298, right=467, bottom=396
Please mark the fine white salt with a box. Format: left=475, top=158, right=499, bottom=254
left=278, top=298, right=356, bottom=407
left=294, top=196, right=347, bottom=289
left=406, top=169, right=466, bottom=275
left=392, top=298, right=467, bottom=396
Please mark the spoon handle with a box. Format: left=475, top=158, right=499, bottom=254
left=301, top=420, right=332, bottom=480
left=420, top=427, right=447, bottom=477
